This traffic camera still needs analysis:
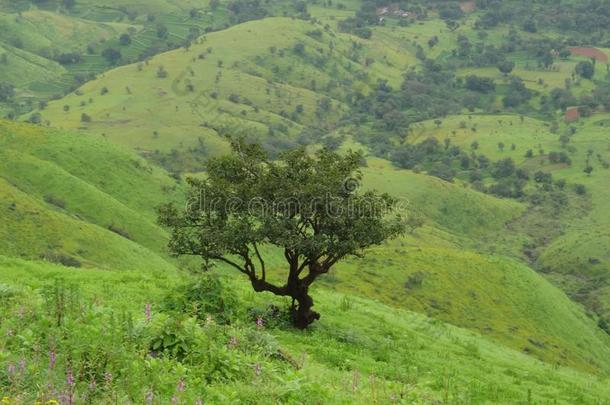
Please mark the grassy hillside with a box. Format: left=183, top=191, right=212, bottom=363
left=35, top=17, right=408, bottom=171
left=407, top=113, right=610, bottom=320
left=1, top=256, right=610, bottom=403
left=329, top=248, right=610, bottom=374
left=0, top=119, right=178, bottom=270
left=0, top=0, right=311, bottom=116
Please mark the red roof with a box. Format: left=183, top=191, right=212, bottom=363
left=565, top=107, right=580, bottom=122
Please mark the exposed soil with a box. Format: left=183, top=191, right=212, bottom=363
left=460, top=1, right=476, bottom=13
left=568, top=47, right=609, bottom=63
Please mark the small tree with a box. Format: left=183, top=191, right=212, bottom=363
left=575, top=61, right=594, bottom=79
left=497, top=60, right=515, bottom=76
left=293, top=42, right=305, bottom=55
left=157, top=66, right=168, bottom=78
left=156, top=23, right=169, bottom=39
left=102, top=48, right=122, bottom=65
left=159, top=141, right=404, bottom=328
left=0, top=82, right=14, bottom=102
left=584, top=165, right=593, bottom=176
left=119, top=33, right=132, bottom=46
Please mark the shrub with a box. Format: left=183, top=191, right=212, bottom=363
left=120, top=33, right=132, bottom=46
left=405, top=271, right=426, bottom=289
left=107, top=224, right=132, bottom=240
left=40, top=252, right=82, bottom=268
left=162, top=274, right=240, bottom=324
left=102, top=48, right=122, bottom=65
left=157, top=66, right=168, bottom=78
left=44, top=194, right=66, bottom=209
left=574, top=184, right=587, bottom=195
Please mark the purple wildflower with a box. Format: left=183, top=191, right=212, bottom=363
left=49, top=351, right=57, bottom=370
left=145, top=303, right=152, bottom=322
left=66, top=369, right=74, bottom=387
left=256, top=317, right=264, bottom=329
left=177, top=379, right=185, bottom=392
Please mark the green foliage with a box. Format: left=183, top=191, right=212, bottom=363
left=159, top=141, right=404, bottom=328
left=162, top=274, right=241, bottom=324
left=576, top=61, right=595, bottom=79
left=497, top=60, right=515, bottom=76
left=102, top=47, right=122, bottom=65
left=1, top=258, right=609, bottom=403
left=0, top=82, right=14, bottom=102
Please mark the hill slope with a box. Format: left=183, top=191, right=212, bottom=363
left=1, top=255, right=610, bottom=403
left=35, top=17, right=408, bottom=171
left=0, top=119, right=178, bottom=270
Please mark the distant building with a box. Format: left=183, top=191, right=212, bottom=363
left=376, top=5, right=410, bottom=18
left=565, top=106, right=580, bottom=123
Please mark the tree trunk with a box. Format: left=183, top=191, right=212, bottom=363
left=291, top=290, right=320, bottom=329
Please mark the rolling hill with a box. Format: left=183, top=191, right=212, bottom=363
left=0, top=119, right=179, bottom=270
left=34, top=16, right=409, bottom=172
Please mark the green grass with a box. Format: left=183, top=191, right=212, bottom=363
left=404, top=113, right=610, bottom=320
left=0, top=119, right=179, bottom=270
left=1, top=255, right=610, bottom=403
left=34, top=17, right=410, bottom=170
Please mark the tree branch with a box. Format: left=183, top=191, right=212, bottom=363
left=212, top=256, right=248, bottom=275
left=252, top=242, right=266, bottom=281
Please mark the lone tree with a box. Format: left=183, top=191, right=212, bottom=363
left=497, top=60, right=515, bottom=76
left=159, top=141, right=404, bottom=328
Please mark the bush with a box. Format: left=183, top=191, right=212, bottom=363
left=0, top=82, right=14, bottom=102
left=405, top=271, right=426, bottom=289
left=574, top=184, right=587, bottom=195
left=162, top=274, right=240, bottom=324
left=107, top=224, right=132, bottom=240
left=120, top=33, right=132, bottom=46
left=40, top=252, right=82, bottom=268
left=43, top=194, right=66, bottom=209
left=157, top=66, right=168, bottom=78
left=102, top=48, right=122, bottom=65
